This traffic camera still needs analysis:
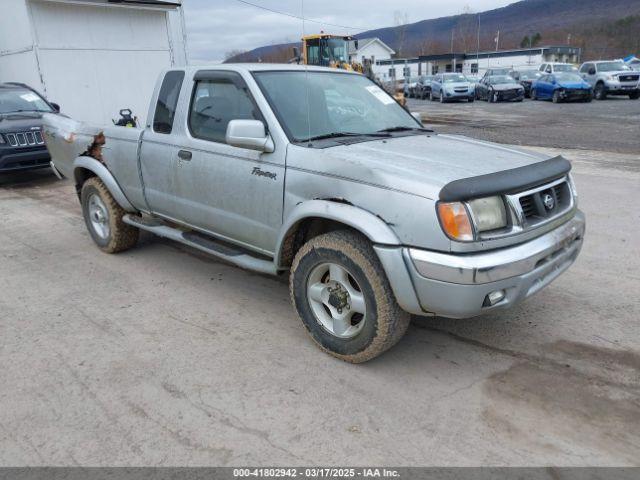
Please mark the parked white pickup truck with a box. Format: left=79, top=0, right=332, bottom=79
left=43, top=64, right=585, bottom=363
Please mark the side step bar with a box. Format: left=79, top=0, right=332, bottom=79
left=123, top=214, right=278, bottom=276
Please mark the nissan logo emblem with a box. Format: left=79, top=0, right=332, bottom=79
left=543, top=194, right=555, bottom=211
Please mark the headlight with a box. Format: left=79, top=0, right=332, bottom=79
left=437, top=202, right=473, bottom=241
left=0, top=134, right=5, bottom=144
left=468, top=196, right=508, bottom=232
left=437, top=196, right=507, bottom=242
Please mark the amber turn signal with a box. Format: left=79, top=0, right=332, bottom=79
left=437, top=202, right=474, bottom=241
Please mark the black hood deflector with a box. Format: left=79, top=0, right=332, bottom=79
left=439, top=156, right=571, bottom=202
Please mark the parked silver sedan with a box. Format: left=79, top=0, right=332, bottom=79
left=430, top=73, right=475, bottom=103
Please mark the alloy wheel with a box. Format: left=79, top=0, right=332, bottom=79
left=307, top=262, right=366, bottom=339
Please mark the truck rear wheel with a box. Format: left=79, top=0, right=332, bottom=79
left=80, top=177, right=139, bottom=253
left=290, top=230, right=410, bottom=363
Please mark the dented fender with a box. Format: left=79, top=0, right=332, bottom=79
left=73, top=156, right=137, bottom=213
left=275, top=200, right=401, bottom=267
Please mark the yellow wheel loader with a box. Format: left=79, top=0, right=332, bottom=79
left=291, top=34, right=405, bottom=106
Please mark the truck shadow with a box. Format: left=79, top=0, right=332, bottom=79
left=0, top=168, right=58, bottom=188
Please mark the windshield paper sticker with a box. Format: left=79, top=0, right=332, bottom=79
left=20, top=93, right=40, bottom=103
left=365, top=85, right=395, bottom=105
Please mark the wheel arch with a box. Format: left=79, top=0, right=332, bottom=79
left=73, top=156, right=137, bottom=213
left=276, top=200, right=401, bottom=269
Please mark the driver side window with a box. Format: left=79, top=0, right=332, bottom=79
left=188, top=73, right=262, bottom=144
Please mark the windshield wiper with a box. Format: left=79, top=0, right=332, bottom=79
left=377, top=126, right=433, bottom=133
left=299, top=131, right=391, bottom=143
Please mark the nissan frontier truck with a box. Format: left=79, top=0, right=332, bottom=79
left=42, top=64, right=585, bottom=363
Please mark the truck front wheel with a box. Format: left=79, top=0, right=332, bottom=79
left=80, top=177, right=139, bottom=253
left=290, top=230, right=410, bottom=363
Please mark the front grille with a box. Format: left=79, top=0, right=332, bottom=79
left=499, top=89, right=522, bottom=99
left=518, top=181, right=571, bottom=223
left=619, top=74, right=639, bottom=82
left=4, top=130, right=45, bottom=148
left=454, top=88, right=469, bottom=93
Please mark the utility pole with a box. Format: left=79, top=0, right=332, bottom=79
left=495, top=30, right=500, bottom=52
left=476, top=14, right=480, bottom=60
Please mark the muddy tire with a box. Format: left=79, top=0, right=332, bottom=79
left=80, top=177, right=139, bottom=254
left=290, top=230, right=410, bottom=363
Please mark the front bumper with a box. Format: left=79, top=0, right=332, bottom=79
left=445, top=89, right=474, bottom=100
left=0, top=146, right=50, bottom=172
left=604, top=81, right=639, bottom=94
left=495, top=89, right=524, bottom=101
left=375, top=211, right=585, bottom=319
left=558, top=88, right=592, bottom=101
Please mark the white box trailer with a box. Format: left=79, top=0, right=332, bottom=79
left=0, top=0, right=187, bottom=125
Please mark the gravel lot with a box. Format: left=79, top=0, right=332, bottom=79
left=1, top=144, right=639, bottom=465
left=410, top=96, right=640, bottom=154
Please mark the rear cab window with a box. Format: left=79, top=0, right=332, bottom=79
left=153, top=70, right=185, bottom=134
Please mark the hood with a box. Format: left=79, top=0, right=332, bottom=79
left=291, top=133, right=550, bottom=200
left=0, top=112, right=44, bottom=132
left=492, top=83, right=521, bottom=91
left=443, top=82, right=472, bottom=89
left=557, top=80, right=590, bottom=89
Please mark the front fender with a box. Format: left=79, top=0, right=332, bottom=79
left=73, top=156, right=137, bottom=212
left=275, top=200, right=401, bottom=267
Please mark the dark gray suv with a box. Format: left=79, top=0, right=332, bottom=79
left=0, top=83, right=60, bottom=173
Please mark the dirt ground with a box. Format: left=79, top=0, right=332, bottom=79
left=0, top=144, right=638, bottom=466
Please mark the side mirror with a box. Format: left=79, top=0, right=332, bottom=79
left=50, top=102, right=60, bottom=113
left=226, top=120, right=274, bottom=153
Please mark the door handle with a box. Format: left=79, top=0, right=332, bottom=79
left=178, top=150, right=192, bottom=161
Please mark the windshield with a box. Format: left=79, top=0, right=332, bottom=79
left=553, top=64, right=577, bottom=72
left=0, top=88, right=52, bottom=114
left=254, top=71, right=420, bottom=143
left=598, top=62, right=630, bottom=72
left=555, top=73, right=583, bottom=82
left=443, top=74, right=467, bottom=83
left=489, top=75, right=515, bottom=85
left=325, top=38, right=347, bottom=63
left=519, top=70, right=541, bottom=80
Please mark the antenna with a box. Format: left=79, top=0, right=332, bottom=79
left=302, top=0, right=312, bottom=145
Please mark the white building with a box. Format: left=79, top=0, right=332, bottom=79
left=0, top=0, right=188, bottom=125
left=376, top=46, right=582, bottom=81
left=348, top=38, right=395, bottom=66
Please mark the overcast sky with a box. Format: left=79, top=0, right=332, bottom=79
left=183, top=0, right=517, bottom=63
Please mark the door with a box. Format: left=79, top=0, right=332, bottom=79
left=536, top=75, right=549, bottom=98
left=170, top=71, right=285, bottom=254
left=29, top=0, right=175, bottom=125
left=581, top=63, right=596, bottom=86
left=139, top=70, right=186, bottom=216
left=477, top=78, right=488, bottom=99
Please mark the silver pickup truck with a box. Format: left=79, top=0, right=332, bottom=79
left=43, top=64, right=585, bottom=363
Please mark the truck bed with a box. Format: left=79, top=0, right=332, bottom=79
left=42, top=114, right=145, bottom=208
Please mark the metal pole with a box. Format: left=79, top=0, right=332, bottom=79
left=476, top=14, right=480, bottom=73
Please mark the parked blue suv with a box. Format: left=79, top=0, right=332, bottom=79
left=531, top=73, right=593, bottom=103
